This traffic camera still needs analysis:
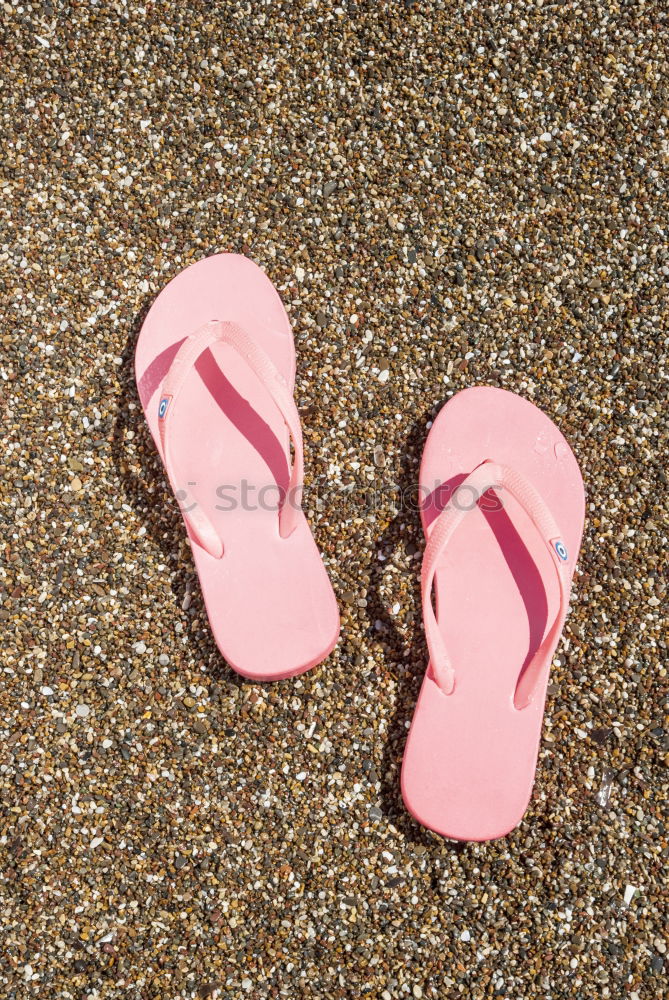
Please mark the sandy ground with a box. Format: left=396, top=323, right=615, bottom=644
left=1, top=2, right=666, bottom=998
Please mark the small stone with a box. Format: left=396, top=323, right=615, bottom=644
left=596, top=767, right=615, bottom=808
left=199, top=985, right=223, bottom=1000
left=76, top=704, right=90, bottom=718
left=623, top=885, right=637, bottom=906
left=70, top=476, right=82, bottom=492
left=368, top=806, right=383, bottom=821
left=323, top=180, right=337, bottom=197
left=413, top=987, right=423, bottom=999
left=460, top=930, right=471, bottom=942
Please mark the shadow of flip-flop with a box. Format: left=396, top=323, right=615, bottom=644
left=110, top=297, right=232, bottom=680
left=111, top=295, right=185, bottom=564
left=357, top=407, right=468, bottom=851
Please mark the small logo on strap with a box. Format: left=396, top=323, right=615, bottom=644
left=553, top=539, right=568, bottom=562
left=158, top=395, right=172, bottom=420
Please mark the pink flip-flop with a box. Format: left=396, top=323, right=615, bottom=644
left=401, top=386, right=585, bottom=841
left=134, top=254, right=340, bottom=680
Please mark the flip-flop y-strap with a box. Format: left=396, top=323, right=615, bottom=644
left=157, top=319, right=304, bottom=558
left=422, top=460, right=571, bottom=708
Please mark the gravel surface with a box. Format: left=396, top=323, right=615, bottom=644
left=1, top=2, right=667, bottom=998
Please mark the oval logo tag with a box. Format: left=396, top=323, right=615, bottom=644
left=553, top=539, right=568, bottom=562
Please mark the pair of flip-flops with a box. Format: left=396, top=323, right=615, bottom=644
left=135, top=254, right=585, bottom=842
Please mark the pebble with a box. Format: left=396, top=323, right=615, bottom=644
left=75, top=704, right=91, bottom=719
left=623, top=885, right=638, bottom=906
left=1, top=4, right=665, bottom=998
left=374, top=444, right=386, bottom=468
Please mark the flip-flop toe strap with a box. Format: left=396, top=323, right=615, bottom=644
left=157, top=320, right=303, bottom=558
left=421, top=460, right=571, bottom=708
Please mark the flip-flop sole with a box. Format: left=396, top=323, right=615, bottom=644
left=135, top=254, right=340, bottom=680
left=401, top=386, right=585, bottom=841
